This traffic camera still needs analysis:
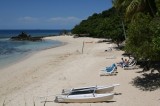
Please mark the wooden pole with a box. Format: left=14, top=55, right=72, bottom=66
left=82, top=41, right=85, bottom=54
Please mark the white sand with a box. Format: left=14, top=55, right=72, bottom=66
left=0, top=36, right=159, bottom=106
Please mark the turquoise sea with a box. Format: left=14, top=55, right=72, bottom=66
left=0, top=29, right=70, bottom=69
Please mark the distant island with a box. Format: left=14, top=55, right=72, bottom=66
left=10, top=32, right=43, bottom=41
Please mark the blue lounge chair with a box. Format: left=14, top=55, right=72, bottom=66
left=100, top=64, right=117, bottom=76
left=106, top=63, right=116, bottom=70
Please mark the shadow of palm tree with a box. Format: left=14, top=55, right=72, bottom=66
left=131, top=73, right=160, bottom=91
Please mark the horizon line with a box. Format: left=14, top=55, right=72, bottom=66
left=0, top=29, right=72, bottom=30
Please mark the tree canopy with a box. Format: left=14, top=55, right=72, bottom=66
left=72, top=7, right=125, bottom=46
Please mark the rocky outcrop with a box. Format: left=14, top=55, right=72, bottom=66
left=11, top=32, right=43, bottom=41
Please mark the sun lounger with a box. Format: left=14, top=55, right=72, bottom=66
left=100, top=64, right=117, bottom=76
left=101, top=63, right=116, bottom=70
left=124, top=60, right=139, bottom=70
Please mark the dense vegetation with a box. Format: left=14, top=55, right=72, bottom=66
left=113, top=0, right=160, bottom=61
left=72, top=0, right=160, bottom=63
left=72, top=8, right=125, bottom=46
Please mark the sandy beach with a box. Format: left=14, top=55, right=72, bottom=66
left=0, top=36, right=159, bottom=106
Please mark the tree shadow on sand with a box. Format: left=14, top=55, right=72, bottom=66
left=131, top=73, right=160, bottom=91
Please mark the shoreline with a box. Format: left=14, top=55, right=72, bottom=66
left=0, top=36, right=159, bottom=106
left=0, top=37, right=66, bottom=70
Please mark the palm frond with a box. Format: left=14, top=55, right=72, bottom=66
left=112, top=0, right=126, bottom=10
left=126, top=0, right=142, bottom=18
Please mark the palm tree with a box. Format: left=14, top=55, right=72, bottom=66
left=112, top=0, right=128, bottom=40
left=112, top=0, right=157, bottom=40
left=112, top=0, right=157, bottom=19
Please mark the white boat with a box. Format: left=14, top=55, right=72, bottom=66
left=62, top=84, right=120, bottom=95
left=55, top=93, right=114, bottom=103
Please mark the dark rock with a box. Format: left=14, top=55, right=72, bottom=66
left=11, top=32, right=43, bottom=41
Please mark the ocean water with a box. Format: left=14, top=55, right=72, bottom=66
left=0, top=29, right=69, bottom=69
left=0, top=29, right=67, bottom=38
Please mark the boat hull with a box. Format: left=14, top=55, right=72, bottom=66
left=62, top=84, right=119, bottom=95
left=55, top=93, right=114, bottom=103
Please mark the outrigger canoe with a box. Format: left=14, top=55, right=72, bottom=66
left=55, top=93, right=114, bottom=103
left=62, top=84, right=120, bottom=95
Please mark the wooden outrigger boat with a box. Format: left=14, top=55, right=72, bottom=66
left=55, top=93, right=114, bottom=103
left=62, top=84, right=120, bottom=95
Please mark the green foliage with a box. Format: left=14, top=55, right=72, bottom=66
left=113, top=0, right=160, bottom=61
left=126, top=13, right=160, bottom=60
left=155, top=0, right=160, bottom=16
left=149, top=17, right=160, bottom=60
left=71, top=7, right=125, bottom=45
left=113, top=0, right=157, bottom=20
left=126, top=13, right=152, bottom=59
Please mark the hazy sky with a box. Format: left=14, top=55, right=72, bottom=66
left=0, top=0, right=112, bottom=29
